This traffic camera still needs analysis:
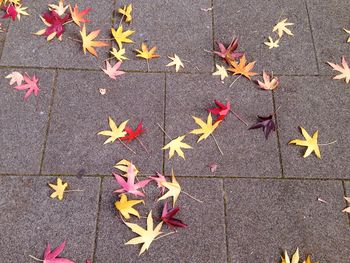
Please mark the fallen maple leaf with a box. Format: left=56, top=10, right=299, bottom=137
left=264, top=36, right=280, bottom=49
left=14, top=4, right=29, bottom=20
left=114, top=159, right=139, bottom=177
left=33, top=240, right=74, bottom=263
left=114, top=163, right=150, bottom=197
left=102, top=61, right=125, bottom=80
left=166, top=54, right=184, bottom=72
left=344, top=28, right=350, bottom=43
left=273, top=18, right=294, bottom=38
left=111, top=25, right=134, bottom=49
left=120, top=121, right=145, bottom=143
left=110, top=47, right=128, bottom=61
left=5, top=71, right=23, bottom=86
left=2, top=4, right=17, bottom=20
left=303, top=255, right=319, bottom=263
left=208, top=100, right=230, bottom=122
left=49, top=0, right=68, bottom=16
left=69, top=4, right=91, bottom=27
left=124, top=210, right=163, bottom=255
left=190, top=113, right=221, bottom=142
left=80, top=24, right=109, bottom=57
left=161, top=202, right=187, bottom=228
left=281, top=248, right=299, bottom=263
left=289, top=127, right=321, bottom=159
left=98, top=117, right=128, bottom=144
left=14, top=73, right=40, bottom=100
left=48, top=178, right=68, bottom=200
left=135, top=43, right=160, bottom=60
left=208, top=163, right=218, bottom=173
left=256, top=71, right=279, bottom=90
left=327, top=56, right=350, bottom=84
left=115, top=193, right=144, bottom=219
left=35, top=10, right=71, bottom=41
left=213, top=64, right=228, bottom=81
left=118, top=4, right=132, bottom=23
left=227, top=54, right=258, bottom=80
left=158, top=170, right=181, bottom=206
left=342, top=197, right=350, bottom=213
left=149, top=172, right=167, bottom=194
left=249, top=115, right=275, bottom=139
left=162, top=135, right=192, bottom=159
left=213, top=37, right=244, bottom=63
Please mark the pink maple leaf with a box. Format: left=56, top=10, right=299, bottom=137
left=113, top=162, right=150, bottom=197
left=2, top=5, right=17, bottom=21
left=41, top=240, right=74, bottom=263
left=14, top=73, right=40, bottom=100
left=213, top=37, right=244, bottom=63
left=149, top=172, right=167, bottom=194
left=208, top=100, right=231, bottom=122
left=102, top=61, right=125, bottom=80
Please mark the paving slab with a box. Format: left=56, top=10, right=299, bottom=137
left=0, top=0, right=113, bottom=69
left=274, top=76, right=350, bottom=179
left=42, top=71, right=165, bottom=175
left=0, top=68, right=54, bottom=174
left=94, top=176, right=226, bottom=262
left=306, top=0, right=350, bottom=75
left=0, top=175, right=100, bottom=262
left=225, top=178, right=350, bottom=262
left=164, top=73, right=281, bottom=177
left=112, top=0, right=213, bottom=73
left=213, top=0, right=318, bottom=75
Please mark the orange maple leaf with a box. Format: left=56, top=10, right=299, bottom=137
left=70, top=4, right=91, bottom=27
left=227, top=55, right=258, bottom=80
left=135, top=43, right=160, bottom=60
left=80, top=24, right=109, bottom=57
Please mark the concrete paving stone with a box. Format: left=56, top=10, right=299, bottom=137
left=94, top=176, right=226, bottom=262
left=274, top=76, right=350, bottom=179
left=225, top=179, right=350, bottom=263
left=112, top=0, right=213, bottom=73
left=0, top=68, right=55, bottom=174
left=0, top=0, right=113, bottom=69
left=213, top=0, right=318, bottom=75
left=0, top=175, right=100, bottom=262
left=306, top=0, right=350, bottom=75
left=42, top=71, right=165, bottom=175
left=164, top=73, right=281, bottom=177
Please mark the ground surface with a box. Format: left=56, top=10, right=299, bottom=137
left=0, top=0, right=350, bottom=262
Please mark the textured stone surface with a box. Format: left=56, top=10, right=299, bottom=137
left=225, top=179, right=350, bottom=262
left=164, top=73, right=281, bottom=177
left=94, top=177, right=227, bottom=262
left=213, top=0, right=318, bottom=75
left=0, top=68, right=54, bottom=174
left=306, top=0, right=350, bottom=74
left=274, top=76, right=350, bottom=179
left=0, top=176, right=100, bottom=262
left=42, top=71, right=165, bottom=175
left=112, top=0, right=213, bottom=73
left=0, top=0, right=113, bottom=69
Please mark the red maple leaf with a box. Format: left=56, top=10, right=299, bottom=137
left=208, top=100, right=231, bottom=122
left=161, top=202, right=187, bottom=228
left=14, top=74, right=40, bottom=100
left=40, top=240, right=74, bottom=263
left=120, top=121, right=145, bottom=143
left=2, top=5, right=17, bottom=21
left=213, top=37, right=244, bottom=63
left=41, top=10, right=71, bottom=40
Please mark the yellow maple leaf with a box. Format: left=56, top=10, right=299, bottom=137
left=227, top=54, right=258, bottom=80
left=162, top=135, right=192, bottom=159
left=114, top=159, right=139, bottom=177
left=111, top=25, right=134, bottom=49
left=342, top=197, right=350, bottom=213
left=303, top=255, right=319, bottom=263
left=98, top=116, right=128, bottom=144
left=115, top=194, right=144, bottom=219
left=273, top=18, right=294, bottom=38
left=80, top=24, right=109, bottom=57
left=110, top=47, right=128, bottom=61
left=281, top=248, right=299, bottom=263
left=327, top=56, right=350, bottom=84
left=344, top=28, right=350, bottom=43
left=118, top=4, right=132, bottom=23
left=48, top=178, right=68, bottom=201
left=289, top=127, right=321, bottom=159
left=158, top=170, right=181, bottom=206
left=264, top=36, right=280, bottom=49
left=166, top=54, right=184, bottom=72
left=213, top=64, right=228, bottom=81
left=135, top=43, right=160, bottom=60
left=124, top=210, right=163, bottom=255
left=15, top=4, right=29, bottom=20
left=190, top=113, right=221, bottom=142
left=48, top=0, right=68, bottom=16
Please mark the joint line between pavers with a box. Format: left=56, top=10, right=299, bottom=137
left=0, top=20, right=12, bottom=61
left=211, top=0, right=216, bottom=71
left=39, top=69, right=58, bottom=175
left=91, top=177, right=104, bottom=263
left=222, top=179, right=230, bottom=263
left=341, top=181, right=350, bottom=225
left=162, top=73, right=167, bottom=175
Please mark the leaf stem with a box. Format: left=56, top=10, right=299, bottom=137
left=65, top=189, right=84, bottom=193
left=229, top=109, right=248, bottom=126
left=136, top=137, right=150, bottom=155
left=67, top=36, right=82, bottom=43
left=29, top=255, right=43, bottom=261
left=146, top=59, right=150, bottom=72
left=318, top=140, right=337, bottom=146
left=211, top=134, right=224, bottom=155
left=229, top=74, right=242, bottom=87
left=118, top=138, right=136, bottom=154
left=182, top=190, right=203, bottom=203
left=154, top=231, right=176, bottom=241
left=62, top=20, right=73, bottom=25
left=156, top=123, right=172, bottom=140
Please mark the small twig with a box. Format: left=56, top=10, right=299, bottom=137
left=182, top=190, right=203, bottom=203
left=62, top=20, right=73, bottom=25
left=118, top=14, right=125, bottom=28
left=154, top=231, right=176, bottom=241
left=157, top=123, right=172, bottom=140
left=118, top=138, right=136, bottom=154
left=273, top=105, right=282, bottom=115
left=277, top=9, right=285, bottom=23
left=136, top=137, right=150, bottom=155
left=211, top=134, right=224, bottom=155
left=146, top=59, right=150, bottom=72
left=29, top=255, right=43, bottom=261
left=65, top=189, right=84, bottom=193
left=229, top=109, right=249, bottom=126
left=204, top=49, right=213, bottom=54
left=229, top=74, right=242, bottom=87
left=67, top=36, right=82, bottom=43
left=103, top=57, right=114, bottom=62
left=319, top=140, right=337, bottom=146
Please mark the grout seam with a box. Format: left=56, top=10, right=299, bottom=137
left=272, top=91, right=284, bottom=178
left=211, top=0, right=216, bottom=70
left=222, top=179, right=230, bottom=263
left=91, top=177, right=104, bottom=263
left=162, top=73, right=167, bottom=174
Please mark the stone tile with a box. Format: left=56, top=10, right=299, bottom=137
left=0, top=68, right=55, bottom=174
left=274, top=76, right=350, bottom=179
left=164, top=73, right=281, bottom=177
left=213, top=0, right=318, bottom=75
left=42, top=71, right=165, bottom=175
left=306, top=0, right=350, bottom=74
left=94, top=176, right=226, bottom=262
left=225, top=179, right=350, bottom=262
left=0, top=0, right=113, bottom=69
left=112, top=0, right=213, bottom=73
left=0, top=175, right=100, bottom=262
